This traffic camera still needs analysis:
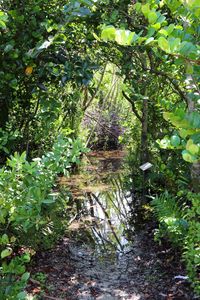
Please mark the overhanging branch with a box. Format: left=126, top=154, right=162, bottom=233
left=122, top=91, right=142, bottom=122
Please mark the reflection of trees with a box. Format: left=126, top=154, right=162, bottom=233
left=81, top=172, right=132, bottom=252
left=67, top=154, right=135, bottom=253
left=88, top=192, right=123, bottom=250
left=100, top=157, right=123, bottom=172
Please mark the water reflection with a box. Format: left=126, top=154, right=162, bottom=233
left=60, top=150, right=134, bottom=257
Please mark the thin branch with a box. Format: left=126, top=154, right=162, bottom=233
left=122, top=91, right=142, bottom=122
left=85, top=112, right=119, bottom=138
left=86, top=77, right=118, bottom=147
left=83, top=64, right=107, bottom=111
left=146, top=67, right=189, bottom=105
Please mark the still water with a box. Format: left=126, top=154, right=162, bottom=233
left=60, top=150, right=134, bottom=257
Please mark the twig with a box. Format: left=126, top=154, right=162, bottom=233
left=83, top=64, right=107, bottom=111
left=122, top=91, right=142, bottom=122
left=85, top=112, right=119, bottom=138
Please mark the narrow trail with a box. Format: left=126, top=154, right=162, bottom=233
left=29, top=230, right=194, bottom=300
left=28, top=151, right=196, bottom=300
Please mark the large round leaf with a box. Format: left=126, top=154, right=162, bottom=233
left=170, top=135, right=181, bottom=147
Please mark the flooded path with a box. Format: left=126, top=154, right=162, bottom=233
left=29, top=151, right=195, bottom=300
left=60, top=150, right=133, bottom=256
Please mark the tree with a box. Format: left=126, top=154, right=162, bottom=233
left=0, top=0, right=100, bottom=158
left=100, top=0, right=200, bottom=190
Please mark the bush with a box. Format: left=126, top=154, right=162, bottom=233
left=184, top=193, right=200, bottom=294
left=151, top=191, right=188, bottom=246
left=0, top=135, right=87, bottom=299
left=151, top=191, right=200, bottom=295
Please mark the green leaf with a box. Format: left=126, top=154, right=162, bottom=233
left=1, top=234, right=9, bottom=245
left=170, top=135, right=181, bottom=147
left=21, top=272, right=30, bottom=281
left=115, top=29, right=135, bottom=45
left=179, top=41, right=196, bottom=57
left=166, top=24, right=175, bottom=35
left=186, top=139, right=194, bottom=151
left=0, top=11, right=8, bottom=28
left=42, top=198, right=55, bottom=204
left=93, top=32, right=101, bottom=41
left=4, top=44, right=14, bottom=53
left=17, top=291, right=27, bottom=300
left=141, top=4, right=150, bottom=17
left=158, top=37, right=170, bottom=53
left=158, top=136, right=171, bottom=149
left=0, top=20, right=6, bottom=28
left=179, top=129, right=195, bottom=138
left=159, top=29, right=168, bottom=36
left=101, top=26, right=116, bottom=41
left=151, top=23, right=161, bottom=30
left=22, top=253, right=30, bottom=262
left=156, top=14, right=166, bottom=24
left=168, top=37, right=181, bottom=52
left=182, top=150, right=198, bottom=163
left=186, top=139, right=199, bottom=155
left=186, top=63, right=193, bottom=74
left=1, top=248, right=12, bottom=259
left=134, top=3, right=142, bottom=12
left=148, top=11, right=158, bottom=24
left=163, top=112, right=173, bottom=121
left=189, top=144, right=199, bottom=155
left=145, top=37, right=154, bottom=45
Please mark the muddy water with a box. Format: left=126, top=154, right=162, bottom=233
left=60, top=150, right=134, bottom=258
left=29, top=151, right=195, bottom=299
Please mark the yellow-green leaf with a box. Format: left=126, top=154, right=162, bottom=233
left=1, top=248, right=12, bottom=259
left=148, top=11, right=158, bottom=24
left=101, top=26, right=116, bottom=41
left=141, top=4, right=150, bottom=17
left=158, top=37, right=170, bottom=53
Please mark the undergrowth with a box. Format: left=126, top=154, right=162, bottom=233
left=0, top=135, right=87, bottom=300
left=151, top=191, right=200, bottom=295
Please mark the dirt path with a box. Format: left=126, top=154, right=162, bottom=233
left=29, top=228, right=196, bottom=300
left=28, top=151, right=197, bottom=299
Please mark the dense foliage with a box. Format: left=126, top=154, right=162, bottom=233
left=0, top=0, right=199, bottom=298
left=0, top=135, right=86, bottom=299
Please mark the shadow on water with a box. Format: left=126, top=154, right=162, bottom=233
left=60, top=150, right=135, bottom=258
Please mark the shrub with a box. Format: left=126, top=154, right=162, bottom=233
left=151, top=191, right=188, bottom=246
left=151, top=191, right=200, bottom=295
left=184, top=193, right=200, bottom=294
left=0, top=135, right=87, bottom=299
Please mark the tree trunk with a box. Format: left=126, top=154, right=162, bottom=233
left=140, top=95, right=149, bottom=165
left=140, top=92, right=149, bottom=203
left=0, top=98, right=8, bottom=129
left=191, top=160, right=200, bottom=193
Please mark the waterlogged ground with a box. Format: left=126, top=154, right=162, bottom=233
left=28, top=151, right=197, bottom=300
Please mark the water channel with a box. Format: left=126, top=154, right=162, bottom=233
left=60, top=150, right=134, bottom=259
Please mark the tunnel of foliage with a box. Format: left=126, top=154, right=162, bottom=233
left=0, top=0, right=200, bottom=298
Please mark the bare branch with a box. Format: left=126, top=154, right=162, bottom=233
left=83, top=64, right=107, bottom=111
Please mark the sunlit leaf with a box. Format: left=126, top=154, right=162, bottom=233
left=1, top=248, right=12, bottom=258
left=101, top=26, right=116, bottom=41
left=158, top=37, right=170, bottom=53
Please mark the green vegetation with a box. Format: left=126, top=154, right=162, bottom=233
left=0, top=0, right=199, bottom=298
left=0, top=135, right=86, bottom=299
